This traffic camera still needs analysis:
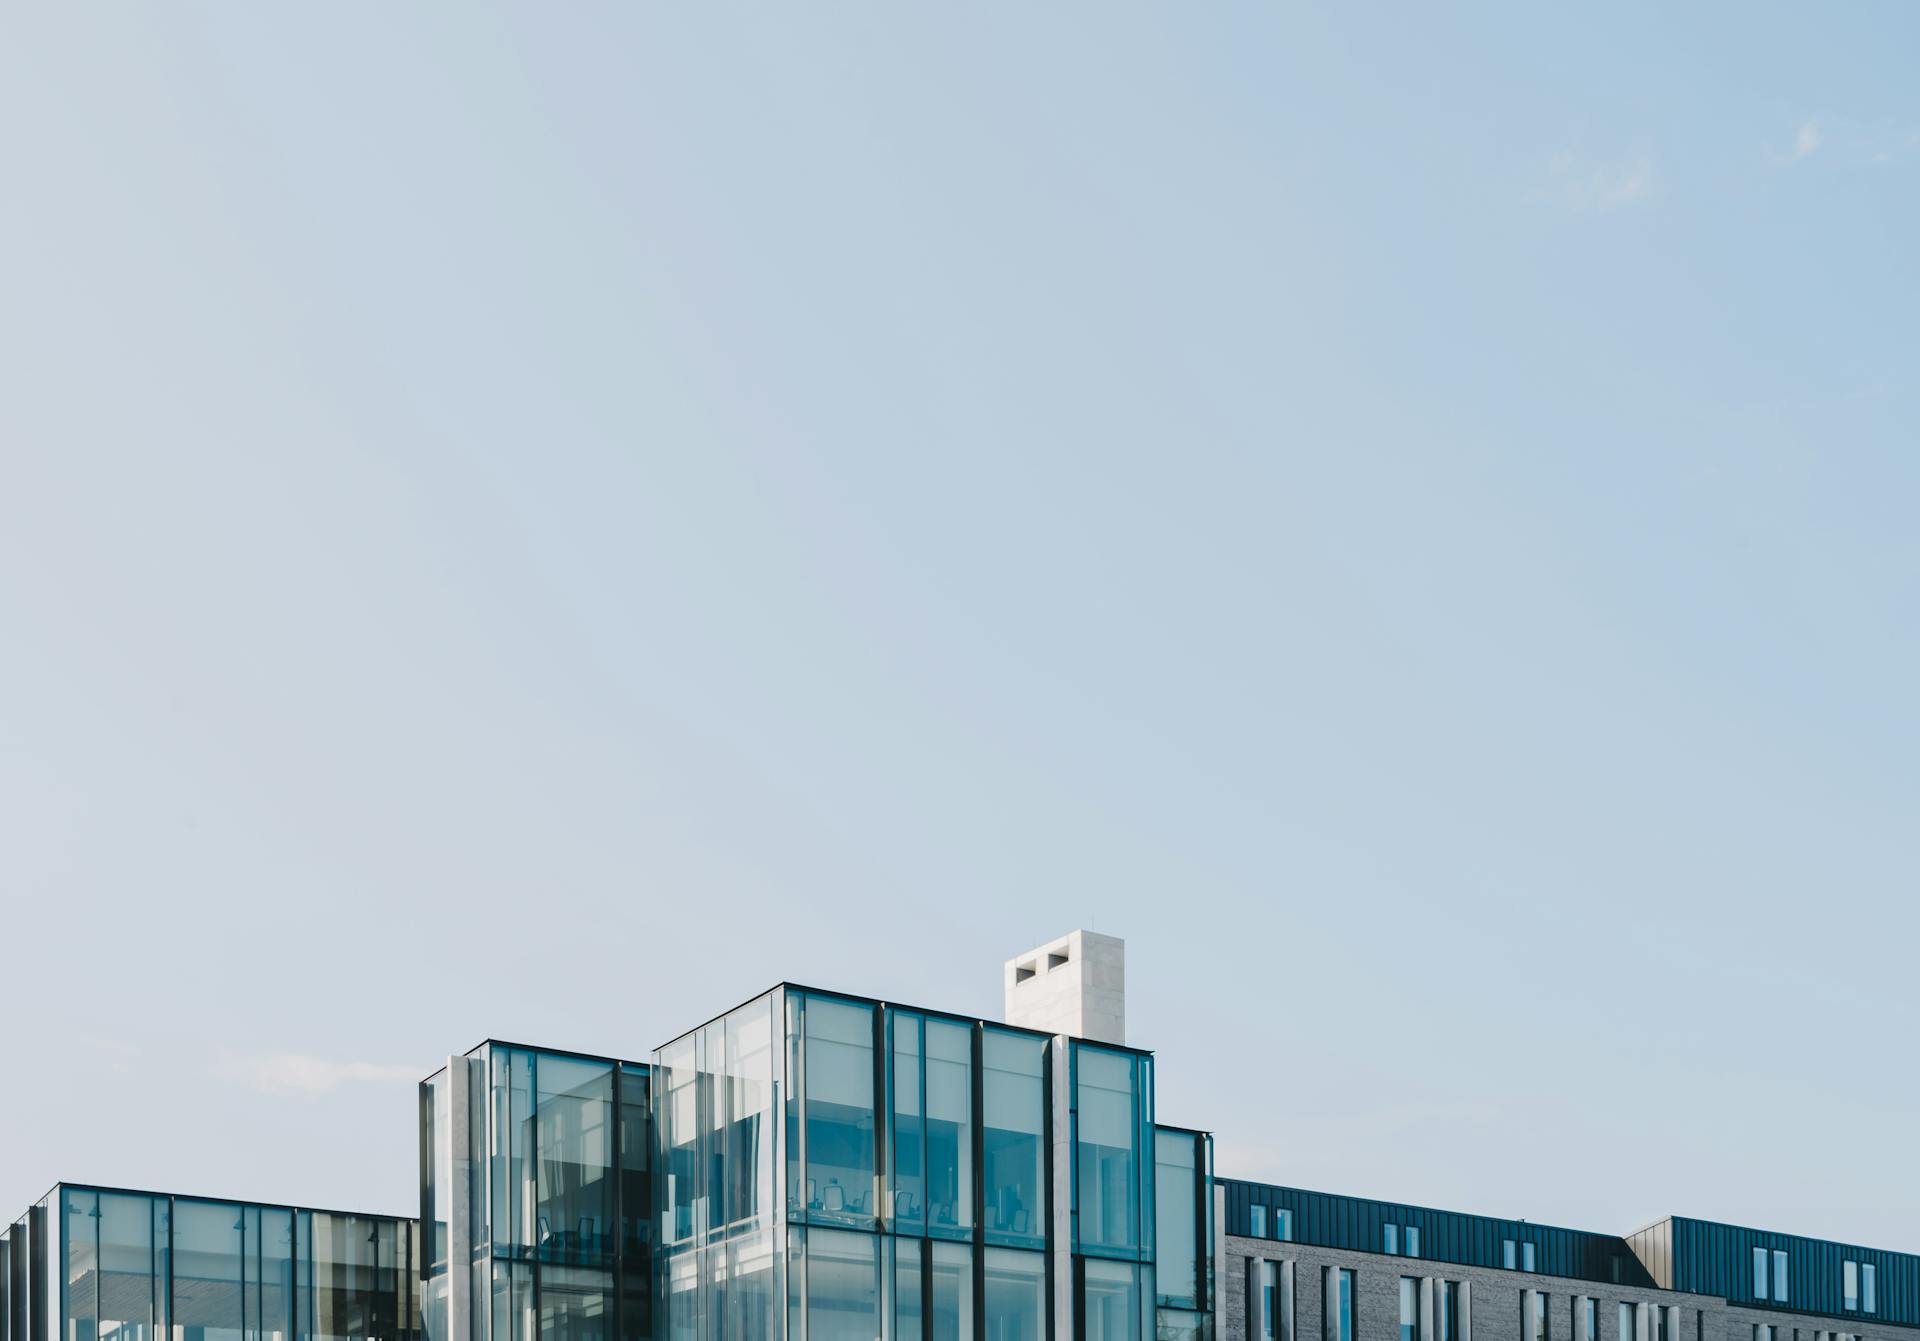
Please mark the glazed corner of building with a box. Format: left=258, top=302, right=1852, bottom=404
left=6, top=930, right=1913, bottom=1341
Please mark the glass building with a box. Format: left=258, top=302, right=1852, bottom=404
left=1, top=1186, right=417, bottom=1341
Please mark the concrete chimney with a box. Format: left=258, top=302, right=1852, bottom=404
left=1002, top=929, right=1125, bottom=1045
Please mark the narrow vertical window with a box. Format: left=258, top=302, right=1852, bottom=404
left=1861, top=1265, right=1875, bottom=1315
left=1407, top=1227, right=1420, bottom=1259
left=1754, top=1248, right=1769, bottom=1300
left=1504, top=1242, right=1517, bottom=1270
left=1584, top=1298, right=1597, bottom=1341
left=1276, top=1209, right=1293, bottom=1242
left=1337, top=1270, right=1355, bottom=1341
left=1385, top=1225, right=1399, bottom=1256
left=1843, top=1262, right=1858, bottom=1313
left=1251, top=1206, right=1267, bottom=1239
left=1401, top=1278, right=1421, bottom=1341
left=1523, top=1244, right=1537, bottom=1273
left=1620, top=1302, right=1637, bottom=1341
left=1773, top=1252, right=1788, bottom=1305
left=1439, top=1283, right=1458, bottom=1341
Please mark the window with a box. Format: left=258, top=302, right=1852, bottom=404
left=1528, top=1293, right=1549, bottom=1341
left=1863, top=1264, right=1876, bottom=1315
left=1524, top=1244, right=1537, bottom=1273
left=1274, top=1209, right=1294, bottom=1242
left=1844, top=1262, right=1859, bottom=1313
left=1250, top=1260, right=1290, bottom=1341
left=803, top=998, right=878, bottom=1227
left=1406, top=1227, right=1420, bottom=1259
left=1755, top=1248, right=1770, bottom=1301
left=1773, top=1251, right=1788, bottom=1305
left=1652, top=1307, right=1672, bottom=1341
left=1582, top=1298, right=1598, bottom=1341
left=1438, top=1282, right=1464, bottom=1341
left=1154, top=1130, right=1202, bottom=1309
left=1073, top=1045, right=1150, bottom=1254
left=1620, top=1303, right=1637, bottom=1341
left=982, top=1247, right=1045, bottom=1341
left=1504, top=1242, right=1517, bottom=1270
left=1082, top=1259, right=1145, bottom=1341
left=982, top=1029, right=1046, bottom=1248
left=1252, top=1207, right=1267, bottom=1238
left=930, top=1241, right=971, bottom=1341
left=1326, top=1269, right=1355, bottom=1341
left=1754, top=1327, right=1776, bottom=1341
left=1385, top=1225, right=1399, bottom=1256
left=1400, top=1278, right=1421, bottom=1341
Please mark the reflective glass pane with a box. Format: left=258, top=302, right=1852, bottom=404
left=924, top=1021, right=972, bottom=1236
left=1083, top=1261, right=1140, bottom=1341
left=618, top=1068, right=651, bottom=1341
left=804, top=1000, right=877, bottom=1227
left=982, top=1249, right=1044, bottom=1341
left=892, top=1017, right=925, bottom=1235
left=1153, top=1132, right=1198, bottom=1307
left=1075, top=1047, right=1142, bottom=1253
left=1383, top=1226, right=1397, bottom=1256
left=803, top=1230, right=879, bottom=1341
left=1754, top=1249, right=1768, bottom=1300
left=657, top=1039, right=700, bottom=1247
left=895, top=1241, right=923, bottom=1341
left=724, top=1002, right=778, bottom=1237
left=1771, top=1252, right=1787, bottom=1306
left=1619, top=1303, right=1635, bottom=1341
left=982, top=1032, right=1045, bottom=1247
left=1522, top=1245, right=1536, bottom=1274
left=1336, top=1271, right=1353, bottom=1341
left=1399, top=1279, right=1418, bottom=1341
left=534, top=1056, right=615, bottom=1264
left=1862, top=1265, right=1875, bottom=1315
left=929, top=1243, right=971, bottom=1341
left=98, top=1194, right=157, bottom=1341
left=174, top=1202, right=245, bottom=1341
left=64, top=1190, right=98, bottom=1341
left=1249, top=1208, right=1265, bottom=1239
left=1405, top=1227, right=1418, bottom=1259
left=726, top=1235, right=775, bottom=1341
left=538, top=1267, right=611, bottom=1341
left=1844, top=1262, right=1858, bottom=1312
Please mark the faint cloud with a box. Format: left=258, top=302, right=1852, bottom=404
left=1547, top=145, right=1654, bottom=210
left=1789, top=120, right=1821, bottom=162
left=217, top=1051, right=421, bottom=1098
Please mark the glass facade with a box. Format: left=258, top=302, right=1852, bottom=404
left=24, top=1187, right=417, bottom=1341
left=1071, top=1046, right=1153, bottom=1260
left=422, top=1044, right=651, bottom=1341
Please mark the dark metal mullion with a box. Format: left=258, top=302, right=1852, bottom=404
left=871, top=1004, right=887, bottom=1232
left=969, top=1025, right=984, bottom=1341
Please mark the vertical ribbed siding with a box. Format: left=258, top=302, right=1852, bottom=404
left=1219, top=1180, right=1654, bottom=1289
left=1668, top=1217, right=1919, bottom=1326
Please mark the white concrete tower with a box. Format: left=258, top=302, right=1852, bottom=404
left=1002, top=928, right=1126, bottom=1045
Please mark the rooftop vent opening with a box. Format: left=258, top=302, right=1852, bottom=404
left=1047, top=951, right=1070, bottom=970
left=1014, top=962, right=1037, bottom=984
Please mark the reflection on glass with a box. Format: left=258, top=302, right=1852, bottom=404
left=726, top=1234, right=775, bottom=1341
left=924, top=1021, right=972, bottom=1236
left=1620, top=1302, right=1636, bottom=1341
left=892, top=1018, right=925, bottom=1235
left=804, top=1230, right=879, bottom=1341
left=895, top=1240, right=923, bottom=1341
left=1075, top=1046, right=1146, bottom=1254
left=1398, top=1278, right=1419, bottom=1341
left=982, top=1032, right=1045, bottom=1247
left=1771, top=1251, right=1787, bottom=1306
left=1153, top=1131, right=1198, bottom=1307
left=929, top=1243, right=971, bottom=1341
left=804, top=999, right=877, bottom=1227
left=1082, top=1259, right=1141, bottom=1341
left=983, top=1249, right=1044, bottom=1341
left=174, top=1201, right=245, bottom=1341
left=724, top=1003, right=776, bottom=1237
left=534, top=1057, right=614, bottom=1265
left=1439, top=1281, right=1459, bottom=1341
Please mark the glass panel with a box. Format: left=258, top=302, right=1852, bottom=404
left=1771, top=1252, right=1787, bottom=1306
left=1335, top=1271, right=1352, bottom=1341
left=618, top=1068, right=651, bottom=1341
left=1249, top=1209, right=1265, bottom=1240
left=1843, top=1262, right=1858, bottom=1312
left=1274, top=1211, right=1291, bottom=1243
left=892, top=1016, right=925, bottom=1236
left=804, top=999, right=877, bottom=1227
left=534, top=1056, right=615, bottom=1264
left=1754, top=1249, right=1768, bottom=1300
left=1522, top=1245, right=1536, bottom=1274
left=724, top=1002, right=777, bottom=1237
left=895, top=1241, right=923, bottom=1341
left=982, top=1249, right=1044, bottom=1341
left=1405, top=1228, right=1418, bottom=1259
left=1504, top=1243, right=1516, bottom=1271
left=982, top=1033, right=1045, bottom=1247
left=175, top=1202, right=246, bottom=1341
left=65, top=1190, right=98, bottom=1341
left=98, top=1194, right=157, bottom=1341
left=1153, top=1132, right=1198, bottom=1307
left=1862, top=1265, right=1875, bottom=1315
left=803, top=1230, right=879, bottom=1341
left=929, top=1243, right=971, bottom=1341
left=726, top=1235, right=775, bottom=1341
left=1398, top=1279, right=1418, bottom=1341
left=303, top=1213, right=408, bottom=1341
left=1383, top=1226, right=1397, bottom=1257
left=425, top=1074, right=449, bottom=1276
left=538, top=1267, right=611, bottom=1341
left=495, top=1050, right=535, bottom=1255
left=1083, top=1260, right=1141, bottom=1341
left=1439, top=1282, right=1457, bottom=1341
left=1075, top=1047, right=1143, bottom=1253
left=658, top=1039, right=700, bottom=1248
left=1619, top=1303, right=1635, bottom=1341
left=924, top=1021, right=972, bottom=1236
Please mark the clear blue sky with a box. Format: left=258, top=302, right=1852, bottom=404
left=3, top=4, right=1915, bottom=1250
